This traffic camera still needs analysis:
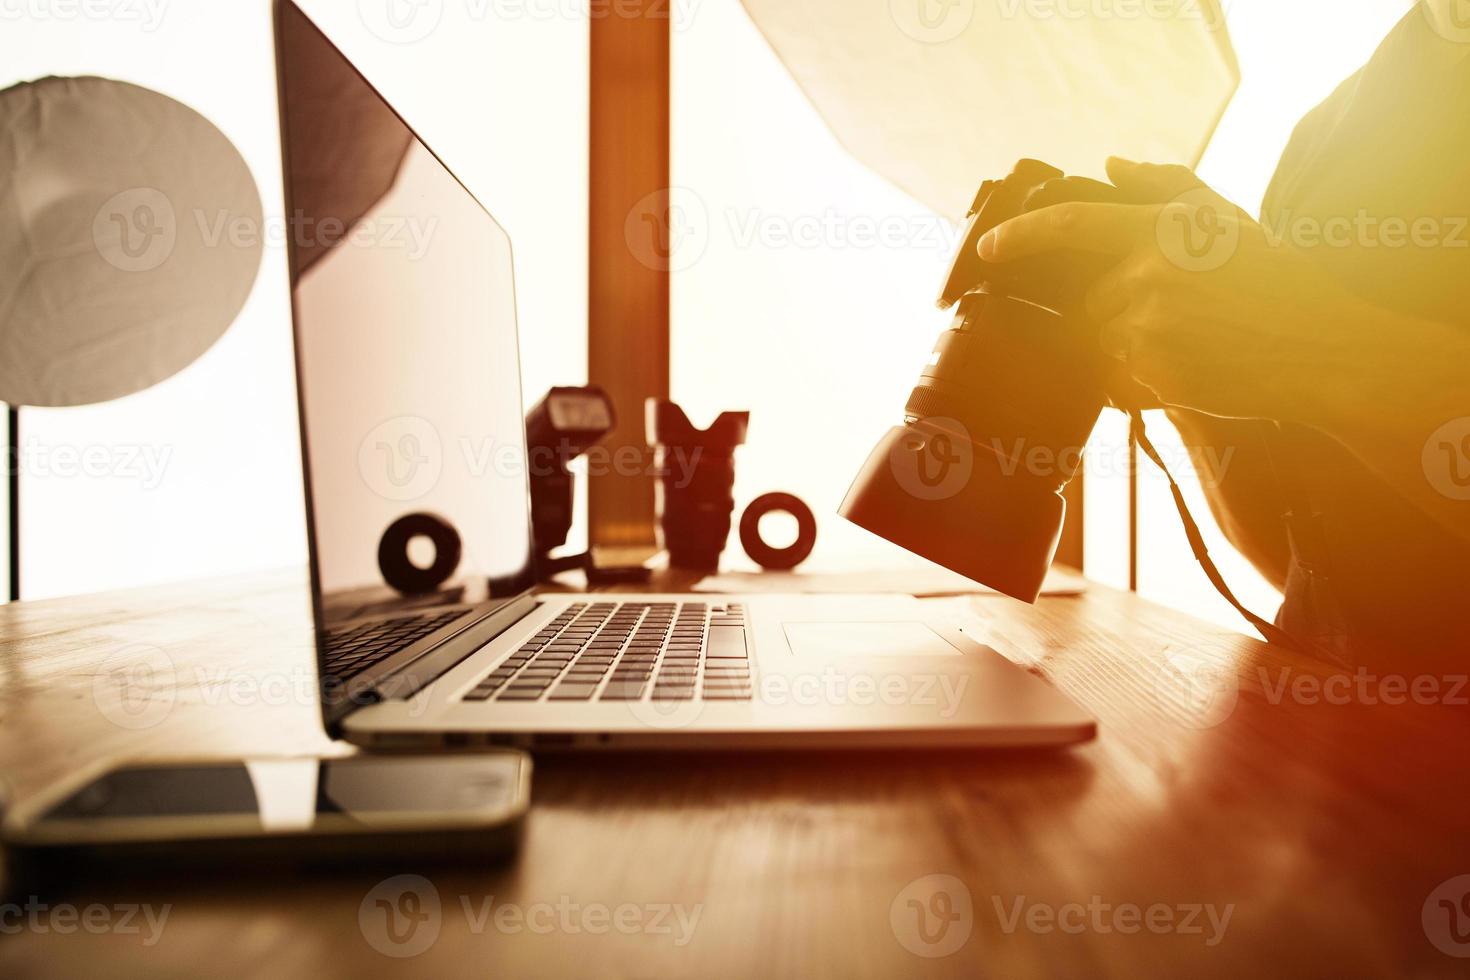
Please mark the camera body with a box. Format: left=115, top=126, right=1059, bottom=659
left=840, top=159, right=1130, bottom=601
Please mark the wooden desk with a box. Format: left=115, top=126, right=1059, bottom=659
left=1, top=569, right=1467, bottom=978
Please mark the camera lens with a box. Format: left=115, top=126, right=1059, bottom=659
left=840, top=159, right=1118, bottom=602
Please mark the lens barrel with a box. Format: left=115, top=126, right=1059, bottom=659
left=840, top=159, right=1120, bottom=602
left=906, top=290, right=1106, bottom=495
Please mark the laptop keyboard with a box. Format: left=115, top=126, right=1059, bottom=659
left=322, top=610, right=465, bottom=681
left=462, top=601, right=751, bottom=703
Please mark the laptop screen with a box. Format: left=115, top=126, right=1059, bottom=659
left=277, top=1, right=534, bottom=631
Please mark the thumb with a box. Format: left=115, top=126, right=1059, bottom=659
left=1105, top=157, right=1205, bottom=203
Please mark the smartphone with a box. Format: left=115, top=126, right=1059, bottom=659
left=0, top=753, right=530, bottom=888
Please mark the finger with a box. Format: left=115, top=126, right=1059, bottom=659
left=1097, top=317, right=1135, bottom=362
left=976, top=202, right=1156, bottom=262
left=1084, top=263, right=1136, bottom=324
left=1105, top=157, right=1205, bottom=202
left=1127, top=344, right=1175, bottom=407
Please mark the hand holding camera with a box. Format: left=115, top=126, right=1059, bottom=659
left=841, top=157, right=1311, bottom=649
left=980, top=157, right=1358, bottom=425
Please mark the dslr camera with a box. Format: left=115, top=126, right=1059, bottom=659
left=841, top=159, right=1135, bottom=601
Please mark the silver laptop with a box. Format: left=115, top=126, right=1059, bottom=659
left=274, top=0, right=1094, bottom=751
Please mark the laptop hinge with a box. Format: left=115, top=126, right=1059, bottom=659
left=371, top=593, right=539, bottom=702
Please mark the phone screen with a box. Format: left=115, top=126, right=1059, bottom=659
left=33, top=756, right=524, bottom=836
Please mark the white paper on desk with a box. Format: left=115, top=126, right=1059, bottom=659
left=694, top=564, right=1087, bottom=598
left=738, top=0, right=1239, bottom=218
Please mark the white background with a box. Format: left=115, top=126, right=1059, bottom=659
left=3, top=0, right=588, bottom=599
left=2, top=0, right=1411, bottom=624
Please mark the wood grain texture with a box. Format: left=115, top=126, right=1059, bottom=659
left=1, top=568, right=1467, bottom=978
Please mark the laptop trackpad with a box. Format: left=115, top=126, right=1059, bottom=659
left=783, top=622, right=961, bottom=658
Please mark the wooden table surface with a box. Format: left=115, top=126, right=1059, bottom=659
left=1, top=568, right=1467, bottom=978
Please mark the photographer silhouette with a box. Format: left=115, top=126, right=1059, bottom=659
left=978, top=3, right=1470, bottom=663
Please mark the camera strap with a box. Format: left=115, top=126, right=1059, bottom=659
left=1128, top=411, right=1304, bottom=652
